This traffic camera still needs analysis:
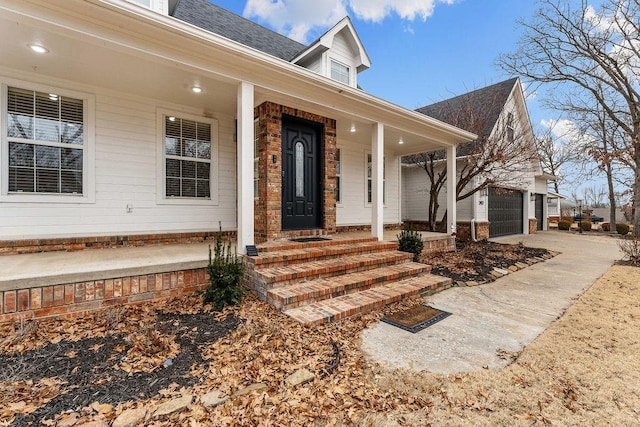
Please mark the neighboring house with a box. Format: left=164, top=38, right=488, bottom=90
left=547, top=191, right=567, bottom=222
left=402, top=78, right=553, bottom=238
left=0, top=0, right=476, bottom=255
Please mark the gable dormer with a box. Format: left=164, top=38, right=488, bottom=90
left=291, top=17, right=371, bottom=88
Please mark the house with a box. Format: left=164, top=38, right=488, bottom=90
left=402, top=78, right=554, bottom=238
left=547, top=191, right=568, bottom=222
left=0, top=0, right=476, bottom=323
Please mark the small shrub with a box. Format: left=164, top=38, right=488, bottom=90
left=616, top=223, right=630, bottom=235
left=397, top=227, right=424, bottom=262
left=618, top=234, right=640, bottom=265
left=561, top=216, right=573, bottom=223
left=601, top=222, right=610, bottom=232
left=580, top=221, right=592, bottom=231
left=558, top=220, right=571, bottom=230
left=202, top=233, right=247, bottom=311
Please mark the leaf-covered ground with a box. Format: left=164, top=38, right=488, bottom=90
left=1, top=247, right=638, bottom=426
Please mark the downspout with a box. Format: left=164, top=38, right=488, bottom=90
left=470, top=218, right=477, bottom=242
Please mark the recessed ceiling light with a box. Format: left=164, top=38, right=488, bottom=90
left=349, top=124, right=356, bottom=133
left=191, top=86, right=203, bottom=94
left=398, top=137, right=404, bottom=145
left=28, top=43, right=49, bottom=54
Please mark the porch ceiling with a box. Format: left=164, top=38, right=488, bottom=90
left=0, top=0, right=476, bottom=153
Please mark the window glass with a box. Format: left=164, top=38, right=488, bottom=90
left=6, top=87, right=85, bottom=195
left=330, top=60, right=350, bottom=85
left=164, top=115, right=211, bottom=199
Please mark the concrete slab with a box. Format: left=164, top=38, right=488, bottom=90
left=361, top=231, right=622, bottom=373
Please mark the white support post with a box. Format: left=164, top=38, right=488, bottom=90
left=236, top=81, right=254, bottom=254
left=372, top=123, right=384, bottom=241
left=446, top=145, right=457, bottom=236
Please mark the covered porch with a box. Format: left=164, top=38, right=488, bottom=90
left=0, top=0, right=474, bottom=254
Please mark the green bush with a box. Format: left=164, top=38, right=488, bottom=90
left=397, top=227, right=424, bottom=262
left=617, top=223, right=630, bottom=235
left=580, top=221, right=592, bottom=231
left=558, top=220, right=571, bottom=230
left=561, top=216, right=573, bottom=223
left=601, top=222, right=610, bottom=232
left=202, top=233, right=247, bottom=311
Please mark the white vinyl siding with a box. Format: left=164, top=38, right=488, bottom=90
left=336, top=143, right=400, bottom=226
left=0, top=72, right=235, bottom=239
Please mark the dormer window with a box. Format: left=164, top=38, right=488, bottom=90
left=330, top=60, right=350, bottom=85
left=125, top=0, right=167, bottom=14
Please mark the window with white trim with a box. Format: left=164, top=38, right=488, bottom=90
left=163, top=115, right=212, bottom=199
left=6, top=87, right=84, bottom=195
left=506, top=112, right=515, bottom=143
left=335, top=148, right=342, bottom=203
left=367, top=153, right=385, bottom=204
left=330, top=60, right=350, bottom=85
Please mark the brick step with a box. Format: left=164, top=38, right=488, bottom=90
left=254, top=251, right=413, bottom=287
left=267, top=262, right=430, bottom=309
left=254, top=237, right=378, bottom=253
left=246, top=241, right=398, bottom=268
left=283, top=274, right=453, bottom=325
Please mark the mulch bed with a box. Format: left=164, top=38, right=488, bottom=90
left=0, top=239, right=557, bottom=425
left=1, top=303, right=241, bottom=426
left=427, top=239, right=553, bottom=283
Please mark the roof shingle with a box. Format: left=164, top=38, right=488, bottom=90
left=171, top=0, right=307, bottom=61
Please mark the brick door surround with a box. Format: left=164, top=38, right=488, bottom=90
left=254, top=102, right=337, bottom=242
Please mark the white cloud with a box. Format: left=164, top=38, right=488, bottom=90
left=243, top=0, right=455, bottom=43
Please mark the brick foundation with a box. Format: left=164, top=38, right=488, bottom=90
left=335, top=224, right=403, bottom=233
left=402, top=220, right=490, bottom=241
left=529, top=218, right=538, bottom=234
left=0, top=268, right=209, bottom=323
left=0, top=231, right=235, bottom=256
left=421, top=235, right=456, bottom=255
left=254, top=102, right=337, bottom=243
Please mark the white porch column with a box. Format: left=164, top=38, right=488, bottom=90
left=371, top=123, right=384, bottom=240
left=446, top=145, right=457, bottom=236
left=236, top=81, right=254, bottom=254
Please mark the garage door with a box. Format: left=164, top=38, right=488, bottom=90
left=488, top=187, right=523, bottom=237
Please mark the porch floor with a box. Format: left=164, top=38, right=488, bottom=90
left=0, top=230, right=445, bottom=291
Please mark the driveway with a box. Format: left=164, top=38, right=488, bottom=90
left=361, top=231, right=622, bottom=373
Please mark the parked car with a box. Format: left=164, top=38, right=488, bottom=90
left=573, top=214, right=603, bottom=223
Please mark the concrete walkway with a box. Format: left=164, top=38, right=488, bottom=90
left=361, top=231, right=622, bottom=373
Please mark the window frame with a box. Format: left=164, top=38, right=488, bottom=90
left=156, top=109, right=219, bottom=205
left=0, top=80, right=95, bottom=204
left=506, top=112, right=515, bottom=143
left=330, top=59, right=351, bottom=85
left=365, top=151, right=385, bottom=207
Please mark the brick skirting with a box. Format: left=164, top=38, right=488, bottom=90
left=335, top=224, right=403, bottom=233
left=402, top=220, right=490, bottom=241
left=421, top=236, right=456, bottom=255
left=0, top=231, right=235, bottom=256
left=529, top=219, right=538, bottom=234
left=0, top=268, right=209, bottom=323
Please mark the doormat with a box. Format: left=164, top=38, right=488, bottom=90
left=381, top=305, right=451, bottom=333
left=290, top=237, right=332, bottom=243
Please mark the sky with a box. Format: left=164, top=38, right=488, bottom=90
left=208, top=0, right=599, bottom=198
left=211, top=0, right=543, bottom=111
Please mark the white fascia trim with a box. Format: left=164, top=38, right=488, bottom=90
left=4, top=0, right=475, bottom=145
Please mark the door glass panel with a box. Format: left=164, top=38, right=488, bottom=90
left=295, top=141, right=304, bottom=198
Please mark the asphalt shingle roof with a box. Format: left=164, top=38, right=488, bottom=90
left=411, top=78, right=518, bottom=158
left=171, top=0, right=307, bottom=61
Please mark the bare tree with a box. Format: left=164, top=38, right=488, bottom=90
left=535, top=121, right=579, bottom=193
left=498, top=0, right=640, bottom=234
left=406, top=82, right=539, bottom=230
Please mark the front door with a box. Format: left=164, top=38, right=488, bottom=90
left=281, top=117, right=322, bottom=230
